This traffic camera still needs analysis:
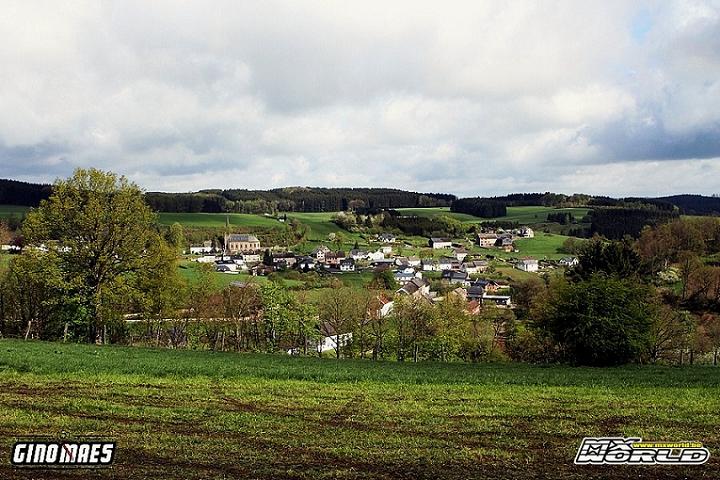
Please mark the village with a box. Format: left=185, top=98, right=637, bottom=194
left=184, top=226, right=580, bottom=353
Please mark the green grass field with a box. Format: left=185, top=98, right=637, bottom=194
left=0, top=204, right=29, bottom=219
left=513, top=233, right=570, bottom=260
left=489, top=206, right=591, bottom=224
left=0, top=340, right=717, bottom=479
left=395, top=206, right=590, bottom=226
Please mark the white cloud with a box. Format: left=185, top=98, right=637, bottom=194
left=0, top=0, right=719, bottom=196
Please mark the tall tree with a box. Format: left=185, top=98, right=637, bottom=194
left=22, top=168, right=173, bottom=343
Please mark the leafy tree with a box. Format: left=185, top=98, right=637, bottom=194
left=166, top=222, right=185, bottom=252
left=538, top=275, right=655, bottom=366
left=316, top=287, right=358, bottom=359
left=0, top=220, right=11, bottom=245
left=368, top=269, right=398, bottom=291
left=568, top=237, right=642, bottom=281
left=263, top=249, right=273, bottom=266
left=0, top=250, right=83, bottom=340
left=22, top=168, right=174, bottom=343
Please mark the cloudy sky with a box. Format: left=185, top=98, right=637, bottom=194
left=1, top=1, right=719, bottom=197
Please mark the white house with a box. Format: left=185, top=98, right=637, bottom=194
left=559, top=256, right=579, bottom=267
left=422, top=259, right=439, bottom=271
left=453, top=248, right=468, bottom=262
left=482, top=294, right=512, bottom=307
left=379, top=245, right=392, bottom=254
left=189, top=243, right=213, bottom=255
left=242, top=253, right=261, bottom=264
left=367, top=250, right=385, bottom=261
left=519, top=227, right=534, bottom=238
left=437, top=257, right=453, bottom=270
left=312, top=245, right=331, bottom=261
left=297, top=257, right=317, bottom=270
left=350, top=249, right=369, bottom=261
left=430, top=237, right=453, bottom=249
left=462, top=260, right=489, bottom=274
left=476, top=233, right=498, bottom=248
left=516, top=258, right=539, bottom=272
left=339, top=258, right=356, bottom=272
left=377, top=296, right=394, bottom=317
left=196, top=255, right=218, bottom=264
left=378, top=233, right=396, bottom=243
left=394, top=270, right=421, bottom=284
left=216, top=263, right=238, bottom=273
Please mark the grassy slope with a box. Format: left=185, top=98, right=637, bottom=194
left=0, top=340, right=718, bottom=479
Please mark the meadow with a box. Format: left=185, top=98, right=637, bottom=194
left=0, top=204, right=29, bottom=219
left=396, top=206, right=591, bottom=225
left=0, top=339, right=718, bottom=479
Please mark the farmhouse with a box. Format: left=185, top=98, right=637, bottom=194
left=297, top=256, right=317, bottom=270
left=442, top=270, right=470, bottom=286
left=225, top=234, right=261, bottom=253
left=367, top=250, right=385, bottom=261
left=429, top=237, right=452, bottom=249
left=339, top=258, right=356, bottom=272
left=397, top=277, right=431, bottom=298
left=518, top=227, right=534, bottom=238
left=189, top=240, right=213, bottom=255
left=195, top=255, right=217, bottom=264
left=453, top=247, right=468, bottom=262
left=516, top=258, right=539, bottom=272
left=215, top=263, right=237, bottom=273
left=437, top=257, right=454, bottom=271
left=378, top=233, right=396, bottom=243
left=324, top=251, right=346, bottom=266
left=375, top=295, right=394, bottom=317
left=272, top=252, right=297, bottom=269
left=466, top=283, right=485, bottom=300
left=422, top=259, right=439, bottom=271
left=482, top=294, right=512, bottom=307
left=462, top=260, right=489, bottom=274
left=559, top=256, right=579, bottom=267
left=394, top=270, right=421, bottom=284
left=349, top=249, right=369, bottom=261
left=476, top=233, right=498, bottom=248
left=312, top=245, right=331, bottom=261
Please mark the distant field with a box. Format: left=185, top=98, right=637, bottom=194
left=489, top=206, right=591, bottom=224
left=513, top=233, right=570, bottom=260
left=395, top=206, right=591, bottom=226
left=0, top=204, right=29, bottom=218
left=0, top=339, right=718, bottom=479
left=158, top=212, right=283, bottom=228
left=395, top=207, right=482, bottom=223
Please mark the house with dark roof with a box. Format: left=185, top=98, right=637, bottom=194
left=441, top=270, right=470, bottom=286
left=225, top=234, right=260, bottom=253
left=396, top=277, right=430, bottom=298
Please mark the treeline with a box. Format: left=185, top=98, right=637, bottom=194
left=0, top=179, right=51, bottom=206
left=145, top=188, right=455, bottom=213
left=658, top=194, right=720, bottom=216
left=450, top=198, right=507, bottom=218
left=589, top=206, right=679, bottom=240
